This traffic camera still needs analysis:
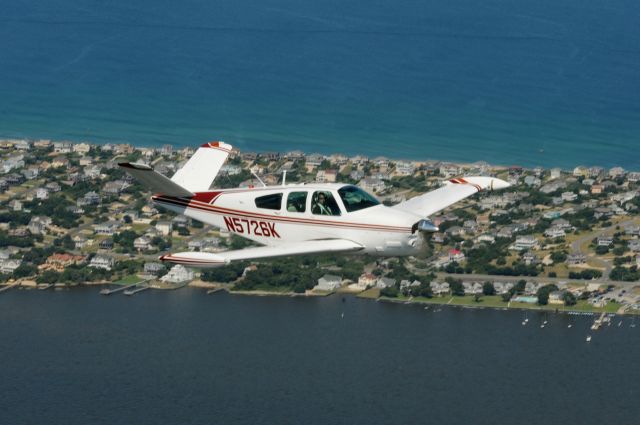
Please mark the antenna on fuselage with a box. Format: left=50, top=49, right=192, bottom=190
left=251, top=171, right=267, bottom=188
left=282, top=170, right=287, bottom=187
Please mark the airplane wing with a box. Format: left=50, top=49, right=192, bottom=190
left=159, top=239, right=364, bottom=268
left=392, top=176, right=510, bottom=217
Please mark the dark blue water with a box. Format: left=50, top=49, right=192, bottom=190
left=1, top=0, right=640, bottom=168
left=0, top=288, right=637, bottom=425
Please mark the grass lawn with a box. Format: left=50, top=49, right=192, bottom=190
left=358, top=288, right=380, bottom=299
left=113, top=275, right=142, bottom=285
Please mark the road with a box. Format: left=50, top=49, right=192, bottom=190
left=434, top=272, right=640, bottom=290
left=570, top=218, right=637, bottom=281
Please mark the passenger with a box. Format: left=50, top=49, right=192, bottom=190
left=312, top=192, right=333, bottom=215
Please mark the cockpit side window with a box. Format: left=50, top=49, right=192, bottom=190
left=255, top=193, right=283, bottom=210
left=286, top=191, right=307, bottom=213
left=338, top=185, right=380, bottom=212
left=311, top=191, right=341, bottom=216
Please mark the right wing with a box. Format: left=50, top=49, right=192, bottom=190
left=160, top=239, right=364, bottom=268
left=392, top=176, right=510, bottom=217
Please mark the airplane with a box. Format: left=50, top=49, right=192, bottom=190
left=119, top=141, right=510, bottom=268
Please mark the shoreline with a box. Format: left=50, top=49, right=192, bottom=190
left=5, top=280, right=637, bottom=316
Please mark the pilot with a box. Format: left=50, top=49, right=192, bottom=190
left=312, top=192, right=333, bottom=215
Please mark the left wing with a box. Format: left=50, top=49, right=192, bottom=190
left=160, top=239, right=364, bottom=268
left=393, top=176, right=510, bottom=217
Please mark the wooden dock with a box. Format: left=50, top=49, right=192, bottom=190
left=100, top=283, right=138, bottom=295
left=0, top=282, right=21, bottom=293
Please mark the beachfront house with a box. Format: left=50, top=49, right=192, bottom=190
left=314, top=274, right=342, bottom=291
left=160, top=265, right=194, bottom=284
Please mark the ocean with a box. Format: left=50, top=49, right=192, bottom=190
left=0, top=288, right=638, bottom=425
left=1, top=0, right=640, bottom=168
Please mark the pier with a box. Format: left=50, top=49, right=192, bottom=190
left=0, top=282, right=21, bottom=293
left=100, top=283, right=138, bottom=295
left=124, top=286, right=150, bottom=296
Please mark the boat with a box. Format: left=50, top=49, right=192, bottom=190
left=586, top=335, right=592, bottom=342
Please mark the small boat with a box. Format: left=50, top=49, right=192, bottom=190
left=340, top=312, right=344, bottom=318
left=567, top=324, right=572, bottom=328
left=618, top=321, right=622, bottom=327
left=522, top=321, right=527, bottom=326
left=586, top=335, right=592, bottom=342
left=540, top=324, right=545, bottom=329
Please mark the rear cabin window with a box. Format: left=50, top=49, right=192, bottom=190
left=255, top=193, right=283, bottom=210
left=286, top=191, right=307, bottom=213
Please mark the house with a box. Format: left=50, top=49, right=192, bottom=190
left=28, top=216, right=52, bottom=235
left=73, top=143, right=92, bottom=154
left=448, top=249, right=465, bottom=262
left=446, top=226, right=465, bottom=238
left=0, top=259, right=22, bottom=274
left=357, top=273, right=377, bottom=289
left=463, top=281, right=483, bottom=295
left=45, top=182, right=62, bottom=192
left=512, top=236, right=539, bottom=251
left=550, top=168, right=562, bottom=179
left=78, top=191, right=101, bottom=206
left=523, top=252, right=538, bottom=266
left=400, top=280, right=421, bottom=290
left=597, top=236, right=613, bottom=247
left=360, top=177, right=386, bottom=193
left=73, top=235, right=89, bottom=249
left=628, top=240, right=640, bottom=252
left=376, top=277, right=396, bottom=289
left=53, top=141, right=73, bottom=153
left=315, top=169, right=337, bottom=183
left=561, top=192, right=578, bottom=202
left=40, top=253, right=86, bottom=272
left=103, top=180, right=128, bottom=195
left=548, top=291, right=565, bottom=305
left=477, top=233, right=496, bottom=244
left=314, top=274, right=342, bottom=291
left=155, top=221, right=173, bottom=236
left=35, top=187, right=49, bottom=200
left=395, top=161, right=415, bottom=176
left=591, top=184, right=604, bottom=195
left=544, top=227, right=566, bottom=239
left=89, top=255, right=114, bottom=270
left=429, top=281, right=450, bottom=295
left=94, top=221, right=121, bottom=236
left=99, top=239, right=114, bottom=250
left=143, top=262, right=165, bottom=276
left=188, top=237, right=220, bottom=252
left=160, top=265, right=194, bottom=283
left=493, top=282, right=514, bottom=295
left=134, top=236, right=152, bottom=251
left=8, top=200, right=22, bottom=211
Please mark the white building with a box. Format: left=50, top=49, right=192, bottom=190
left=314, top=274, right=342, bottom=291
left=89, top=255, right=114, bottom=270
left=160, top=265, right=194, bottom=284
left=511, top=235, right=539, bottom=251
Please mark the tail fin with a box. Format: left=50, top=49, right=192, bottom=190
left=170, top=141, right=233, bottom=192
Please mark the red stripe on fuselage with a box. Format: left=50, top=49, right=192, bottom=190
left=152, top=195, right=412, bottom=233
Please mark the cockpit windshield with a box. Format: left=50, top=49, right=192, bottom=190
left=338, top=185, right=381, bottom=212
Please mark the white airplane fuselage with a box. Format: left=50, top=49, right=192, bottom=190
left=152, top=183, right=425, bottom=256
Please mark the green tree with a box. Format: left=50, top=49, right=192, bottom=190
left=482, top=281, right=496, bottom=296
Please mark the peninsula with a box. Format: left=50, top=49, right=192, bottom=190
left=1, top=138, right=639, bottom=315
